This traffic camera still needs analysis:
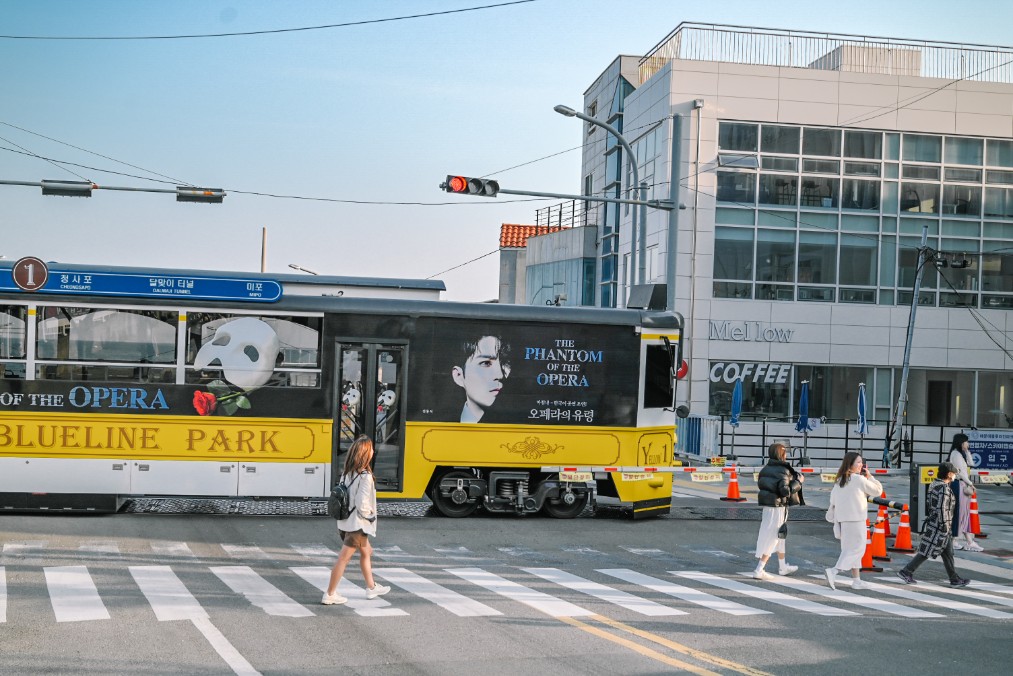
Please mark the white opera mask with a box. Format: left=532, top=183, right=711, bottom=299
left=194, top=318, right=280, bottom=390
left=377, top=389, right=396, bottom=409
left=342, top=387, right=361, bottom=408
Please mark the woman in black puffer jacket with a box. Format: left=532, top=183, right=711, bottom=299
left=752, top=442, right=805, bottom=580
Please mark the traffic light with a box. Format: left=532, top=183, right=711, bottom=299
left=176, top=186, right=225, bottom=204
left=441, top=175, right=499, bottom=197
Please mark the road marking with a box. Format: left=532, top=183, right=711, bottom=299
left=599, top=568, right=768, bottom=616
left=432, top=546, right=487, bottom=561
left=45, top=565, right=110, bottom=622
left=372, top=545, right=437, bottom=561
left=678, top=572, right=857, bottom=616
left=969, top=580, right=1013, bottom=596
left=0, top=566, right=6, bottom=622
left=953, top=556, right=1013, bottom=580
left=289, top=566, right=407, bottom=617
left=289, top=544, right=338, bottom=562
left=221, top=544, right=269, bottom=560
left=2, top=541, right=46, bottom=555
left=150, top=541, right=196, bottom=558
left=875, top=577, right=1013, bottom=608
left=764, top=575, right=942, bottom=618
left=129, top=566, right=206, bottom=621
left=447, top=567, right=593, bottom=617
left=210, top=566, right=314, bottom=617
left=375, top=567, right=501, bottom=617
left=130, top=566, right=260, bottom=676
left=524, top=567, right=686, bottom=616
left=79, top=540, right=119, bottom=555
left=829, top=577, right=1013, bottom=619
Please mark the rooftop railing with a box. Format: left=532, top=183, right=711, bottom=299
left=639, top=22, right=1013, bottom=86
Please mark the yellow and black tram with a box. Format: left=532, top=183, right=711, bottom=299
left=0, top=260, right=683, bottom=518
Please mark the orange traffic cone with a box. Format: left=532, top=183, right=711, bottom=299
left=871, top=516, right=891, bottom=561
left=720, top=468, right=747, bottom=502
left=878, top=492, right=893, bottom=539
left=969, top=492, right=988, bottom=539
left=889, top=508, right=915, bottom=553
left=861, top=519, right=883, bottom=572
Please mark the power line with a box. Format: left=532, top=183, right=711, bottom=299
left=0, top=1, right=536, bottom=40
left=426, top=249, right=499, bottom=279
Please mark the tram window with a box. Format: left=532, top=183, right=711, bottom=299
left=36, top=307, right=176, bottom=363
left=1, top=362, right=27, bottom=379
left=185, top=313, right=322, bottom=388
left=35, top=364, right=175, bottom=383
left=0, top=305, right=28, bottom=359
left=644, top=344, right=674, bottom=409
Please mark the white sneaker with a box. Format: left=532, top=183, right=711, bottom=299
left=366, top=583, right=391, bottom=599
left=952, top=540, right=965, bottom=550
left=965, top=542, right=984, bottom=552
left=824, top=567, right=837, bottom=590
left=321, top=592, right=347, bottom=605
left=752, top=569, right=773, bottom=581
left=778, top=564, right=798, bottom=576
left=852, top=579, right=870, bottom=590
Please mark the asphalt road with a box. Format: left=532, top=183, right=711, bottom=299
left=1, top=480, right=1011, bottom=676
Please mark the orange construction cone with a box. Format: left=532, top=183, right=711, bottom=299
left=889, top=508, right=915, bottom=553
left=969, top=492, right=988, bottom=539
left=871, top=516, right=891, bottom=561
left=861, top=519, right=883, bottom=572
left=878, top=492, right=892, bottom=539
left=720, top=468, right=747, bottom=502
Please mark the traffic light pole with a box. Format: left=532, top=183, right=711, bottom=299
left=494, top=187, right=674, bottom=211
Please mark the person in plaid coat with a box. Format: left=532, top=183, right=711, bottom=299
left=896, top=462, right=970, bottom=587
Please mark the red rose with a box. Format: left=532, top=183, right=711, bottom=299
left=193, top=390, right=218, bottom=416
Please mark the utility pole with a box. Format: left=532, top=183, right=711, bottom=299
left=886, top=220, right=930, bottom=466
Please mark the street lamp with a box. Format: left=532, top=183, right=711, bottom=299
left=554, top=104, right=647, bottom=290
left=288, top=264, right=319, bottom=275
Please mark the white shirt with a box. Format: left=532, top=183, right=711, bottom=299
left=828, top=473, right=883, bottom=522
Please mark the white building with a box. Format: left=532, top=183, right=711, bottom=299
left=551, top=23, right=1013, bottom=437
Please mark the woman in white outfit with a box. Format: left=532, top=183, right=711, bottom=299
left=947, top=433, right=983, bottom=552
left=825, top=452, right=883, bottom=590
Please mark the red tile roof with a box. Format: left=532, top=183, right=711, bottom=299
left=499, top=223, right=563, bottom=248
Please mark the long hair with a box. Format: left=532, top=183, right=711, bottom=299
left=343, top=435, right=374, bottom=476
left=835, top=451, right=863, bottom=487
left=949, top=433, right=969, bottom=461
left=767, top=442, right=787, bottom=462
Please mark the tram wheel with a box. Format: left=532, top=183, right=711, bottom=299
left=541, top=488, right=588, bottom=519
left=430, top=470, right=480, bottom=518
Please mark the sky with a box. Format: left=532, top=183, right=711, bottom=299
left=2, top=0, right=1013, bottom=301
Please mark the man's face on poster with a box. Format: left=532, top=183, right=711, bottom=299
left=453, top=336, right=511, bottom=415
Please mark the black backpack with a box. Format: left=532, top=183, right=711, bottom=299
left=327, top=473, right=360, bottom=520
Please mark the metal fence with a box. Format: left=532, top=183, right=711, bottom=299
left=639, top=22, right=1013, bottom=86
left=534, top=200, right=589, bottom=230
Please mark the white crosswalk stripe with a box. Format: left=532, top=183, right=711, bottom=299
left=79, top=541, right=119, bottom=555
left=375, top=567, right=501, bottom=617
left=764, top=574, right=942, bottom=618
left=447, top=567, right=594, bottom=617
left=222, top=544, right=269, bottom=560
left=523, top=567, right=685, bottom=616
left=45, top=565, right=110, bottom=622
left=826, top=576, right=1013, bottom=619
left=875, top=577, right=1013, bottom=608
left=599, top=568, right=768, bottom=616
left=130, top=565, right=206, bottom=621
left=211, top=566, right=314, bottom=617
left=150, top=541, right=196, bottom=558
left=290, top=566, right=407, bottom=617
left=0, top=566, right=6, bottom=623
left=969, top=580, right=1013, bottom=596
left=2, top=541, right=46, bottom=555
left=678, top=571, right=857, bottom=616
left=289, top=544, right=338, bottom=563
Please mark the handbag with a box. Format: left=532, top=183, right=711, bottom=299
left=777, top=508, right=789, bottom=539
left=961, top=480, right=974, bottom=498
left=825, top=502, right=836, bottom=523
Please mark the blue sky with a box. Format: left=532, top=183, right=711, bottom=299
left=2, top=0, right=1012, bottom=300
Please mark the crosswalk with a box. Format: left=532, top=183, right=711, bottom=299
left=2, top=540, right=1012, bottom=626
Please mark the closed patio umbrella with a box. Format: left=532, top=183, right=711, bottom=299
left=795, top=380, right=810, bottom=465
left=856, top=382, right=868, bottom=453
left=728, top=378, right=742, bottom=460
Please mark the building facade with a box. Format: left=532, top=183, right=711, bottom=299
left=562, top=23, right=1013, bottom=435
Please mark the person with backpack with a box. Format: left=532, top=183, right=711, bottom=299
left=752, top=442, right=805, bottom=580
left=322, top=435, right=391, bottom=605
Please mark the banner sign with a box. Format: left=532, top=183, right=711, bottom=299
left=966, top=430, right=1013, bottom=470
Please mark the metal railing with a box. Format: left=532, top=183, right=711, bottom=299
left=639, top=22, right=1013, bottom=86
left=534, top=200, right=591, bottom=230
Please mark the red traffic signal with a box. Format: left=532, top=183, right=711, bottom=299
left=442, top=175, right=499, bottom=197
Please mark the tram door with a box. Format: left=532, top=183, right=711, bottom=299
left=335, top=342, right=406, bottom=491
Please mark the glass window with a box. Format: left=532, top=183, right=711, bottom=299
left=945, top=137, right=983, bottom=165
left=840, top=214, right=878, bottom=232
left=755, top=229, right=796, bottom=283
left=0, top=305, right=27, bottom=359
left=981, top=244, right=1013, bottom=293
left=902, top=165, right=940, bottom=180
left=708, top=361, right=790, bottom=418
left=799, top=176, right=839, bottom=208
left=879, top=235, right=896, bottom=288
left=798, top=211, right=838, bottom=231
left=939, top=239, right=979, bottom=293
left=987, top=169, right=1013, bottom=185
left=941, top=219, right=980, bottom=237
left=36, top=307, right=177, bottom=363
left=884, top=163, right=899, bottom=179
left=718, top=122, right=758, bottom=152
left=755, top=284, right=795, bottom=301
left=942, top=185, right=982, bottom=217
left=844, top=131, right=883, bottom=159
left=758, top=210, right=798, bottom=228
left=841, top=179, right=880, bottom=210
left=715, top=207, right=754, bottom=225
left=986, top=139, right=1013, bottom=168
left=758, top=174, right=797, bottom=206
left=984, top=221, right=1013, bottom=238
left=885, top=133, right=901, bottom=161
left=946, top=167, right=982, bottom=182
left=798, top=287, right=834, bottom=301
left=713, top=282, right=752, bottom=299
left=844, top=162, right=880, bottom=177
left=761, top=156, right=798, bottom=171
left=903, top=134, right=942, bottom=163
left=802, top=159, right=839, bottom=174
left=644, top=345, right=674, bottom=408
left=839, top=234, right=878, bottom=286
left=716, top=171, right=756, bottom=204
left=899, top=236, right=938, bottom=289
left=761, top=125, right=800, bottom=154
left=803, top=128, right=841, bottom=157
left=984, top=187, right=1013, bottom=219
left=605, top=150, right=622, bottom=185
left=840, top=288, right=877, bottom=303
left=798, top=231, right=837, bottom=285
left=976, top=371, right=1013, bottom=429
left=713, top=227, right=754, bottom=280
left=900, top=182, right=939, bottom=213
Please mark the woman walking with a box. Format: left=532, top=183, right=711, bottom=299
left=947, top=433, right=983, bottom=552
left=753, top=442, right=805, bottom=579
left=897, top=462, right=970, bottom=587
left=825, top=452, right=882, bottom=590
left=322, top=435, right=391, bottom=605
